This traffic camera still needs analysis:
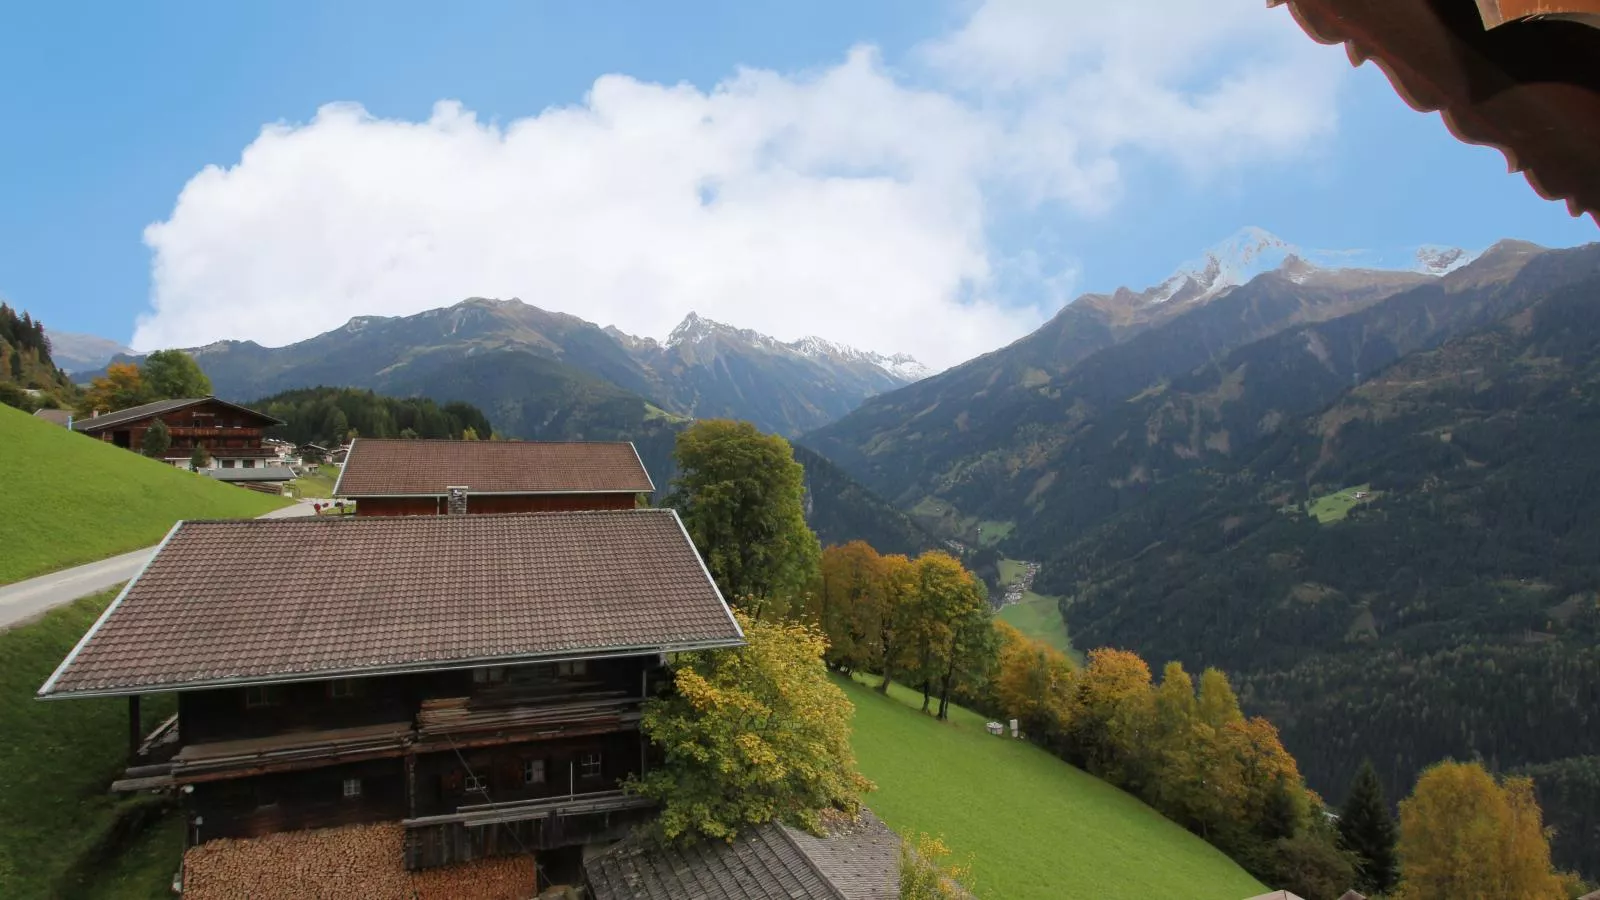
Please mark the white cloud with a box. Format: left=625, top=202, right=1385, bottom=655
left=134, top=0, right=1345, bottom=370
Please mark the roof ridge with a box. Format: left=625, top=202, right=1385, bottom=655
left=772, top=824, right=851, bottom=900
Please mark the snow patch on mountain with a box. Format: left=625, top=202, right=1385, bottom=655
left=659, top=312, right=930, bottom=383
left=1139, top=227, right=1478, bottom=307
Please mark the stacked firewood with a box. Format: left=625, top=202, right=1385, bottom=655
left=182, top=822, right=537, bottom=899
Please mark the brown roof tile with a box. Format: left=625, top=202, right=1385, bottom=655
left=40, top=510, right=739, bottom=697
left=333, top=439, right=655, bottom=497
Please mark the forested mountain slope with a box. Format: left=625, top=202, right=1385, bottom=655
left=1055, top=263, right=1600, bottom=876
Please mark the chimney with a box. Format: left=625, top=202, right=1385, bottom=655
left=92, top=409, right=100, bottom=418
left=446, top=486, right=469, bottom=515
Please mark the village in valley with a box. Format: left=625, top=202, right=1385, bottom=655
left=3, top=1, right=1599, bottom=899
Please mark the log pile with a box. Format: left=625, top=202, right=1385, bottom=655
left=182, top=822, right=536, bottom=899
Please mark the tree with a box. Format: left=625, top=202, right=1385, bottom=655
left=139, top=349, right=211, bottom=399
left=631, top=611, right=873, bottom=842
left=78, top=362, right=149, bottom=415
left=993, top=621, right=1076, bottom=740
left=899, top=834, right=973, bottom=900
left=1340, top=759, right=1399, bottom=895
left=141, top=419, right=171, bottom=459
left=1397, top=760, right=1564, bottom=900
left=666, top=420, right=821, bottom=616
left=461, top=426, right=479, bottom=440
left=190, top=444, right=211, bottom=470
left=0, top=382, right=36, bottom=412
left=873, top=553, right=916, bottom=694
left=813, top=542, right=890, bottom=671
left=1064, top=648, right=1152, bottom=776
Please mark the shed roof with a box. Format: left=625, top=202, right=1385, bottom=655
left=333, top=438, right=655, bottom=498
left=585, top=808, right=899, bottom=900
left=39, top=509, right=740, bottom=698
left=74, top=397, right=284, bottom=433
left=204, top=466, right=297, bottom=483
left=1270, top=0, right=1600, bottom=221
left=32, top=408, right=72, bottom=426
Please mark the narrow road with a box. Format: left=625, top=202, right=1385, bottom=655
left=0, top=499, right=322, bottom=631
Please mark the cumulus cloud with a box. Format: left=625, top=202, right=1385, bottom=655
left=134, top=0, right=1344, bottom=370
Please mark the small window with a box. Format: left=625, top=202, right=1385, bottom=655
left=472, top=666, right=505, bottom=684
left=580, top=752, right=603, bottom=779
left=463, top=774, right=487, bottom=793
left=327, top=679, right=356, bottom=700
left=243, top=458, right=255, bottom=468
left=221, top=458, right=236, bottom=469
left=557, top=659, right=588, bottom=677
left=523, top=759, right=545, bottom=785
left=342, top=778, right=362, bottom=799
left=244, top=685, right=281, bottom=708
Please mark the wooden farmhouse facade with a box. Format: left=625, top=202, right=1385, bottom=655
left=333, top=438, right=655, bottom=516
left=74, top=396, right=284, bottom=470
left=38, top=510, right=742, bottom=881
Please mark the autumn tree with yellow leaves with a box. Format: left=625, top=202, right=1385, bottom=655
left=631, top=611, right=873, bottom=842
left=1396, top=760, right=1566, bottom=900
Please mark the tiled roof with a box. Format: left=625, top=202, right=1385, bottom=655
left=74, top=397, right=284, bottom=432
left=334, top=439, right=655, bottom=497
left=39, top=510, right=740, bottom=697
left=585, top=809, right=899, bottom=900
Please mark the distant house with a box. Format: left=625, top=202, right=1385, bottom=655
left=333, top=438, right=655, bottom=516
left=37, top=509, right=743, bottom=877
left=73, top=397, right=284, bottom=470
left=298, top=443, right=330, bottom=464
left=586, top=807, right=900, bottom=900
left=31, top=407, right=72, bottom=427
left=1353, top=491, right=1370, bottom=500
left=328, top=444, right=350, bottom=465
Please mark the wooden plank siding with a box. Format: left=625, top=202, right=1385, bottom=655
left=167, top=655, right=666, bottom=865
left=353, top=492, right=641, bottom=517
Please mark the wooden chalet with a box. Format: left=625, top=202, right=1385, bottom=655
left=74, top=396, right=285, bottom=470
left=37, top=509, right=743, bottom=877
left=1271, top=0, right=1600, bottom=221
left=333, top=438, right=656, bottom=516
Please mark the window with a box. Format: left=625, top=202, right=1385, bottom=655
left=244, top=685, right=282, bottom=708
left=342, top=778, right=362, bottom=799
left=463, top=774, right=487, bottom=793
left=327, top=679, right=356, bottom=700
left=523, top=759, right=545, bottom=786
left=472, top=666, right=505, bottom=685
left=579, top=753, right=603, bottom=779
left=557, top=659, right=588, bottom=678
left=243, top=458, right=255, bottom=469
left=221, top=458, right=236, bottom=469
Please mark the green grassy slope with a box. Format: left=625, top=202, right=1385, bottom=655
left=0, top=588, right=178, bottom=899
left=996, top=559, right=1076, bottom=658
left=0, top=404, right=290, bottom=584
left=839, top=675, right=1265, bottom=900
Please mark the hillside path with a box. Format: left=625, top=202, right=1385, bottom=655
left=0, top=499, right=320, bottom=630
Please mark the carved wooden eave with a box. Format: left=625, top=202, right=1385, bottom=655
left=1270, top=0, right=1600, bottom=222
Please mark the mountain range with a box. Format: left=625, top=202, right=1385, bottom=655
left=92, top=300, right=928, bottom=440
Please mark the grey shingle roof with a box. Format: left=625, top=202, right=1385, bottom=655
left=39, top=509, right=740, bottom=697
left=334, top=439, right=655, bottom=497
left=204, top=466, right=297, bottom=483
left=585, top=810, right=898, bottom=900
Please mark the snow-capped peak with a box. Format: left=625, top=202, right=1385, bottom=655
left=659, top=313, right=929, bottom=382
left=1139, top=228, right=1480, bottom=307
left=1149, top=227, right=1298, bottom=305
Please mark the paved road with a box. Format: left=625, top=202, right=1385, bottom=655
left=0, top=499, right=322, bottom=631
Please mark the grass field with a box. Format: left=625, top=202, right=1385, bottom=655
left=975, top=520, right=1014, bottom=546
left=288, top=463, right=340, bottom=499
left=1306, top=484, right=1377, bottom=524
left=839, top=674, right=1266, bottom=900
left=0, top=588, right=179, bottom=899
left=996, top=559, right=1076, bottom=659
left=0, top=404, right=291, bottom=584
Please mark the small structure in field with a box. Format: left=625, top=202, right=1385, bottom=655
left=333, top=438, right=655, bottom=516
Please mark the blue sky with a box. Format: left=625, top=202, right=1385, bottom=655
left=1, top=0, right=1593, bottom=369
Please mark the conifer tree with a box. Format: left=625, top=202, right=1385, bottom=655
left=141, top=419, right=172, bottom=459
left=1339, top=759, right=1399, bottom=895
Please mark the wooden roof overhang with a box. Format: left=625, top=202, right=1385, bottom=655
left=1269, top=0, right=1600, bottom=222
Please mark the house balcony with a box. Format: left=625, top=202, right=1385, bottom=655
left=401, top=790, right=654, bottom=870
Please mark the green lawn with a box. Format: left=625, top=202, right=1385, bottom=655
left=995, top=559, right=1076, bottom=659
left=288, top=462, right=340, bottom=499
left=0, top=588, right=180, bottom=899
left=975, top=520, right=1014, bottom=546
left=839, top=674, right=1266, bottom=900
left=1305, top=484, right=1377, bottom=524
left=0, top=405, right=292, bottom=584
